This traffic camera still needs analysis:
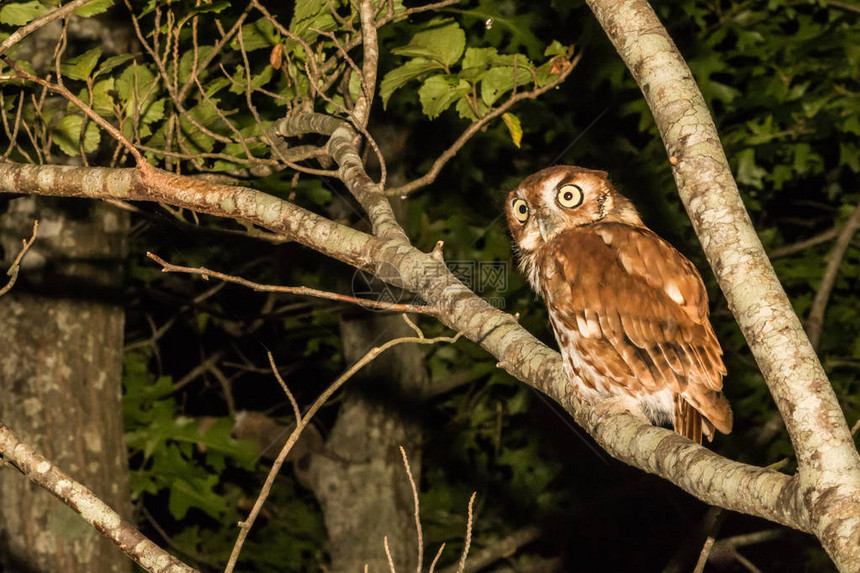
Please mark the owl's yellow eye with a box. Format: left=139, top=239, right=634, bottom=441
left=512, top=199, right=530, bottom=222
left=557, top=184, right=584, bottom=209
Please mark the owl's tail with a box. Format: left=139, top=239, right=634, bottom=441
left=673, top=393, right=733, bottom=443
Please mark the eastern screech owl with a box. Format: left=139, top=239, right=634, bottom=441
left=506, top=165, right=732, bottom=443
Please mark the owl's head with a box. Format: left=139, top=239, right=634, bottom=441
left=505, top=165, right=641, bottom=254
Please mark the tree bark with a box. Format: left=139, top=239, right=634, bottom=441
left=584, top=0, right=860, bottom=568
left=306, top=312, right=428, bottom=572
left=0, top=197, right=131, bottom=573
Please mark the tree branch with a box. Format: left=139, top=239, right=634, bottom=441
left=146, top=251, right=437, bottom=316
left=584, top=0, right=860, bottom=568
left=0, top=422, right=198, bottom=573
left=0, top=0, right=95, bottom=57
left=0, top=220, right=38, bottom=297
left=0, top=150, right=808, bottom=537
left=806, top=200, right=860, bottom=349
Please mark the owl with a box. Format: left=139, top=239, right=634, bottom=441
left=506, top=165, right=732, bottom=443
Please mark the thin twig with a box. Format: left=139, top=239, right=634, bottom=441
left=0, top=220, right=39, bottom=297
left=0, top=0, right=95, bottom=57
left=692, top=536, right=716, bottom=573
left=146, top=252, right=438, bottom=316
left=268, top=351, right=301, bottom=424
left=223, top=320, right=462, bottom=573
left=400, top=445, right=424, bottom=573
left=385, top=536, right=397, bottom=573
left=768, top=227, right=839, bottom=258
left=437, top=525, right=541, bottom=573
left=428, top=543, right=446, bottom=573
left=456, top=492, right=477, bottom=573
left=806, top=200, right=860, bottom=349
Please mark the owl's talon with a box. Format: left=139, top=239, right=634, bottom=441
left=597, top=396, right=649, bottom=423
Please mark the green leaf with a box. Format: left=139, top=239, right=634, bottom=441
left=53, top=114, right=101, bottom=156
left=455, top=95, right=488, bottom=121
left=418, top=75, right=470, bottom=119
left=290, top=0, right=338, bottom=39
left=392, top=20, right=465, bottom=68
left=736, top=148, right=767, bottom=189
left=178, top=46, right=214, bottom=85
left=75, top=0, right=114, bottom=18
left=116, top=63, right=158, bottom=105
left=228, top=64, right=274, bottom=94
left=0, top=1, right=49, bottom=26
left=60, top=48, right=102, bottom=81
left=293, top=0, right=327, bottom=22
left=233, top=18, right=279, bottom=52
left=840, top=142, right=860, bottom=172
left=79, top=77, right=115, bottom=116
left=380, top=59, right=442, bottom=108
left=95, top=53, right=135, bottom=78
left=168, top=476, right=228, bottom=520
left=461, top=47, right=498, bottom=76
left=480, top=64, right=530, bottom=106
left=177, top=0, right=229, bottom=25
left=543, top=40, right=567, bottom=57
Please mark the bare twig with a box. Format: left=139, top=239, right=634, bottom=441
left=223, top=319, right=462, bottom=573
left=692, top=536, right=716, bottom=573
left=806, top=200, right=860, bottom=349
left=0, top=220, right=38, bottom=297
left=437, top=525, right=540, bottom=573
left=456, top=492, right=477, bottom=573
left=0, top=422, right=198, bottom=573
left=268, top=351, right=301, bottom=424
left=0, top=0, right=95, bottom=57
left=428, top=543, right=446, bottom=573
left=146, top=252, right=437, bottom=316
left=385, top=536, right=397, bottom=573
left=768, top=227, right=839, bottom=258
left=400, top=445, right=424, bottom=573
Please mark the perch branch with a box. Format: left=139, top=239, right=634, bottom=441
left=585, top=0, right=860, bottom=568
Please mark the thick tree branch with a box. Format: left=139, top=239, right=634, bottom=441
left=0, top=422, right=197, bottom=573
left=0, top=151, right=806, bottom=538
left=584, top=0, right=860, bottom=568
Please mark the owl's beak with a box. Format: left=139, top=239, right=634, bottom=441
left=538, top=218, right=555, bottom=241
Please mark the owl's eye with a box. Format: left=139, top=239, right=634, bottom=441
left=512, top=199, right=530, bottom=223
left=557, top=184, right=584, bottom=209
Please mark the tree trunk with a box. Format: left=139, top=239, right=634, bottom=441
left=307, top=311, right=428, bottom=572
left=0, top=197, right=131, bottom=573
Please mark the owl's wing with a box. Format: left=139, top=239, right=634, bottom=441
left=543, top=223, right=732, bottom=438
